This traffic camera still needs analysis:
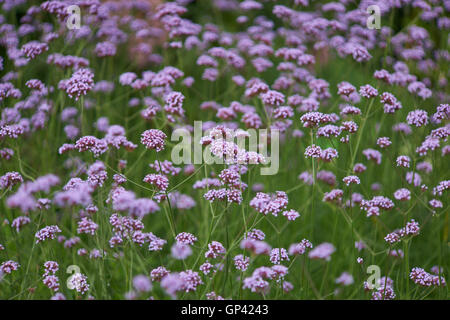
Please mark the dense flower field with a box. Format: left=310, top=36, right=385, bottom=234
left=0, top=0, right=448, bottom=300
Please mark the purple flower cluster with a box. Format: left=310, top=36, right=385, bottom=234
left=410, top=268, right=446, bottom=287
left=384, top=219, right=420, bottom=244
left=35, top=225, right=62, bottom=244
left=140, top=129, right=167, bottom=152
left=64, top=68, right=94, bottom=101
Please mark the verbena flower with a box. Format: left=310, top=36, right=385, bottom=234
left=140, top=129, right=167, bottom=152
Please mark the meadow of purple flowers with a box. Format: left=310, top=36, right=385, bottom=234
left=0, top=0, right=448, bottom=300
